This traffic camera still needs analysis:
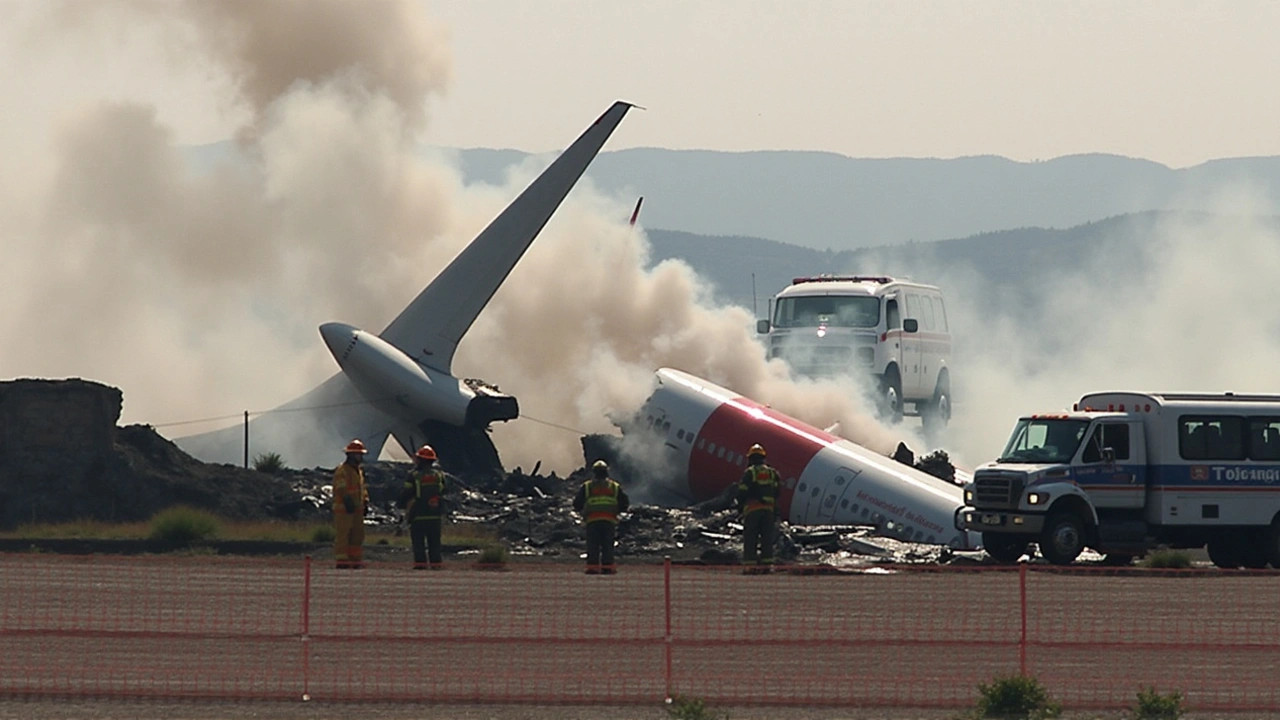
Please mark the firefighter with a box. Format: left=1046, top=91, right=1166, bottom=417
left=737, top=443, right=781, bottom=571
left=572, top=460, right=630, bottom=574
left=332, top=439, right=370, bottom=569
left=397, top=445, right=452, bottom=569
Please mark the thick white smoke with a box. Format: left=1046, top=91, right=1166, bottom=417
left=854, top=194, right=1280, bottom=470
left=1, top=0, right=903, bottom=474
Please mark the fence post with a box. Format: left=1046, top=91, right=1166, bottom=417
left=664, top=555, right=673, bottom=702
left=1019, top=562, right=1028, bottom=676
left=301, top=555, right=312, bottom=701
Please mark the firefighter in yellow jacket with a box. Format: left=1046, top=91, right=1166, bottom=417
left=737, top=443, right=780, bottom=570
left=397, top=445, right=452, bottom=569
left=332, top=439, right=370, bottom=569
left=572, top=460, right=630, bottom=574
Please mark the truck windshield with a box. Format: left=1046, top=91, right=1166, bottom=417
left=998, top=419, right=1091, bottom=464
left=773, top=296, right=880, bottom=328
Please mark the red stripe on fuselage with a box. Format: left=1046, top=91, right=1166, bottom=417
left=687, top=396, right=834, bottom=518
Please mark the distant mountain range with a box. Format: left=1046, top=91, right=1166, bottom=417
left=456, top=147, right=1280, bottom=250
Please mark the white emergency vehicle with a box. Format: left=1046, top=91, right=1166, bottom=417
left=959, top=391, right=1280, bottom=567
left=756, top=275, right=953, bottom=429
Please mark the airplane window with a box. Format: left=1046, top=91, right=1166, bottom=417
left=698, top=438, right=705, bottom=449
left=708, top=442, right=716, bottom=454
left=687, top=433, right=693, bottom=445
left=737, top=455, right=745, bottom=467
left=841, top=499, right=849, bottom=509
left=860, top=508, right=869, bottom=518
left=662, top=421, right=671, bottom=434
left=717, top=447, right=726, bottom=459
left=835, top=474, right=846, bottom=485
left=927, top=535, right=936, bottom=543
left=811, top=487, right=821, bottom=498
left=797, top=482, right=807, bottom=492
left=785, top=477, right=797, bottom=489
left=824, top=496, right=836, bottom=508
left=851, top=503, right=859, bottom=514
left=676, top=429, right=685, bottom=440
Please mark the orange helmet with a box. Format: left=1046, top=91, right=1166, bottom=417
left=415, top=445, right=437, bottom=461
left=344, top=439, right=367, bottom=455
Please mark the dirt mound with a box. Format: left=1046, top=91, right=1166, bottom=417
left=0, top=378, right=291, bottom=529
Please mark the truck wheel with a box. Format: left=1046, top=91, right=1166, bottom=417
left=1039, top=512, right=1086, bottom=565
left=880, top=368, right=903, bottom=424
left=1207, top=535, right=1243, bottom=569
left=1241, top=529, right=1270, bottom=569
left=922, top=376, right=951, bottom=435
left=982, top=533, right=1030, bottom=563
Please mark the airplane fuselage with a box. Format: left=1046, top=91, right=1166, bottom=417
left=634, top=368, right=977, bottom=549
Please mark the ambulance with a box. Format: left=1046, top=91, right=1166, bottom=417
left=959, top=391, right=1280, bottom=567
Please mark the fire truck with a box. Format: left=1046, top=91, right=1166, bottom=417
left=958, top=391, right=1280, bottom=567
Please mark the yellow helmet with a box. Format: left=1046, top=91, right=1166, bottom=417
left=748, top=443, right=766, bottom=458
left=592, top=460, right=609, bottom=471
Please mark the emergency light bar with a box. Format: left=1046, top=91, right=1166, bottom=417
left=791, top=275, right=895, bottom=285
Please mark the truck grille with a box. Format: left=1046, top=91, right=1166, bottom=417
left=973, top=474, right=1024, bottom=509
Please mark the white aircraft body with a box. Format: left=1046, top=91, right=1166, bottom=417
left=178, top=102, right=635, bottom=471
left=631, top=368, right=978, bottom=548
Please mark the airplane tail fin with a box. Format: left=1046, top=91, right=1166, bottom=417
left=378, top=101, right=636, bottom=373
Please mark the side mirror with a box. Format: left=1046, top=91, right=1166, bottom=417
left=1102, top=447, right=1116, bottom=464
left=756, top=319, right=771, bottom=334
left=903, top=318, right=919, bottom=333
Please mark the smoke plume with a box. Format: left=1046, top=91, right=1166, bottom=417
left=1, top=0, right=904, bottom=474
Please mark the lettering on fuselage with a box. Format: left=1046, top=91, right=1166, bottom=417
left=854, top=489, right=945, bottom=534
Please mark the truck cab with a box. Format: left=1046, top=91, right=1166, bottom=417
left=959, top=411, right=1148, bottom=564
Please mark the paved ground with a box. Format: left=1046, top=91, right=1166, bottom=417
left=2, top=555, right=1279, bottom=714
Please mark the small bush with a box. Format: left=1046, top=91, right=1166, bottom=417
left=667, top=695, right=727, bottom=720
left=149, top=506, right=221, bottom=546
left=253, top=452, right=285, bottom=473
left=971, top=674, right=1062, bottom=719
left=477, top=543, right=509, bottom=566
left=1132, top=686, right=1184, bottom=719
left=1141, top=550, right=1192, bottom=569
left=310, top=525, right=336, bottom=543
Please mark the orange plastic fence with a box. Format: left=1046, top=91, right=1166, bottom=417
left=1, top=554, right=1278, bottom=710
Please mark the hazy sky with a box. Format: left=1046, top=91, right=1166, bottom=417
left=7, top=1, right=1279, bottom=168
left=422, top=1, right=1280, bottom=167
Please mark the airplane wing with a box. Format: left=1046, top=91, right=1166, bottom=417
left=176, top=373, right=394, bottom=468
left=378, top=101, right=635, bottom=374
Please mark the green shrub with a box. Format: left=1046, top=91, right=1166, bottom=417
left=148, top=506, right=221, bottom=546
left=310, top=525, right=336, bottom=543
left=477, top=543, right=509, bottom=566
left=667, top=695, right=727, bottom=720
left=252, top=452, right=285, bottom=473
left=971, top=674, right=1062, bottom=719
left=1141, top=550, right=1192, bottom=569
left=1132, top=686, right=1184, bottom=719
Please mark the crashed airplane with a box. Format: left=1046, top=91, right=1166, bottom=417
left=626, top=368, right=978, bottom=549
left=178, top=101, right=635, bottom=473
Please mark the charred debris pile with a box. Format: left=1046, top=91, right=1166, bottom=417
left=274, top=437, right=965, bottom=566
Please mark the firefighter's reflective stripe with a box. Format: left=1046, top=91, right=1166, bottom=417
left=408, top=469, right=445, bottom=520
left=743, top=466, right=779, bottom=515
left=584, top=480, right=621, bottom=524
